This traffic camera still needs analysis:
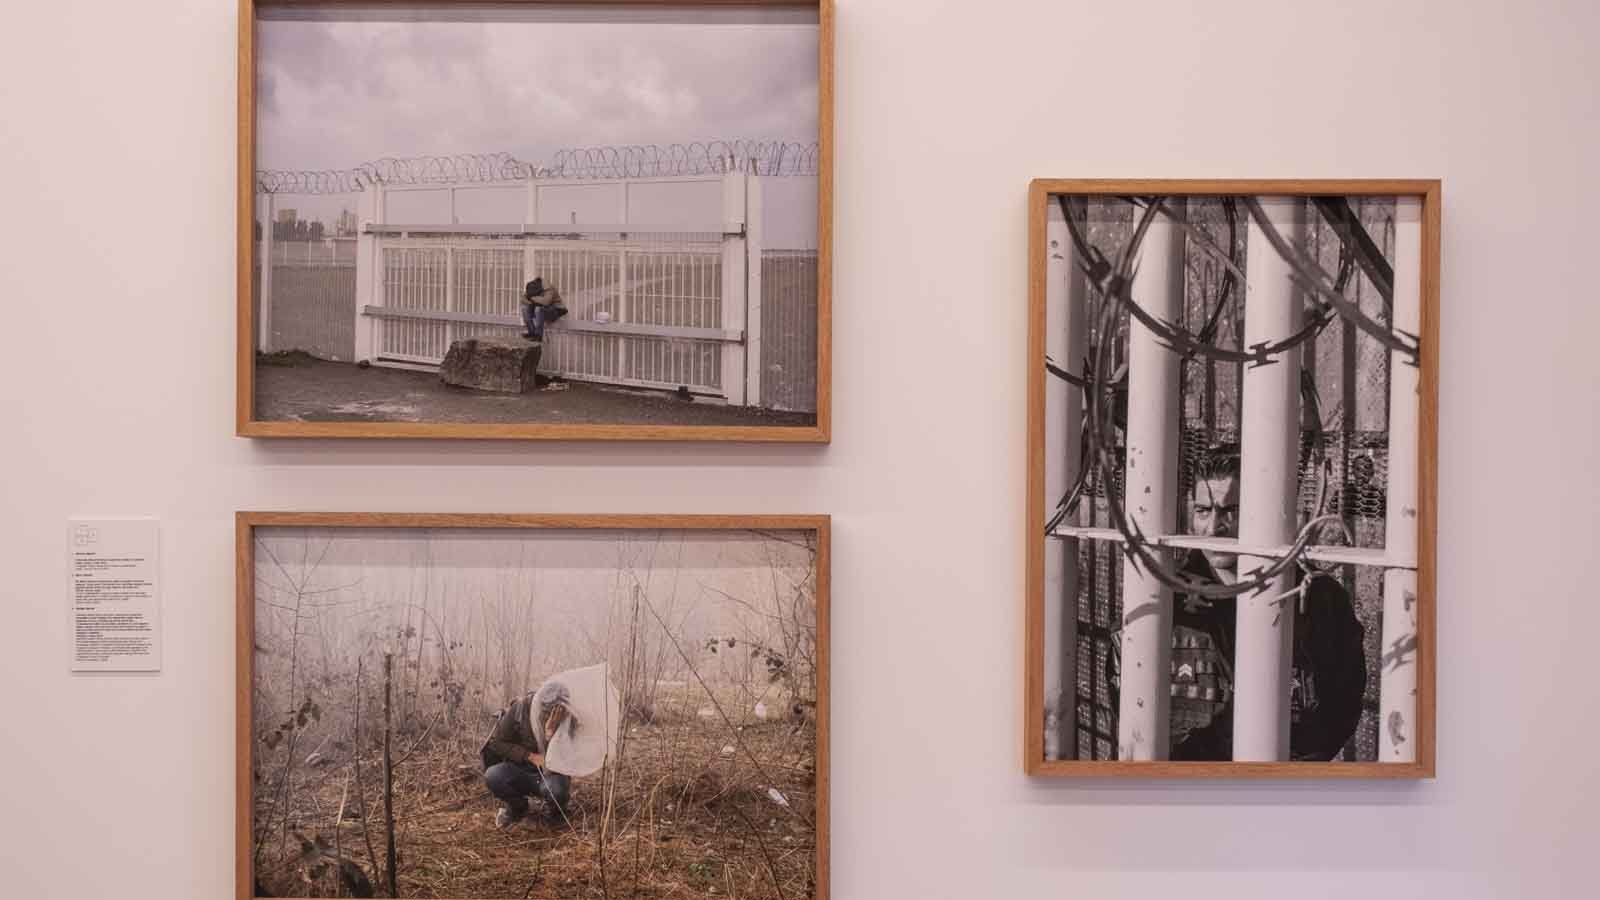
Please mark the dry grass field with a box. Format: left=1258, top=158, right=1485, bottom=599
left=253, top=683, right=816, bottom=900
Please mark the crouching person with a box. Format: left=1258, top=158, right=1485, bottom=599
left=520, top=278, right=568, bottom=341
left=480, top=679, right=572, bottom=828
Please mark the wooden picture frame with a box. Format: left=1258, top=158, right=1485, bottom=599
left=238, top=511, right=830, bottom=899
left=1024, top=180, right=1439, bottom=778
left=237, top=0, right=833, bottom=441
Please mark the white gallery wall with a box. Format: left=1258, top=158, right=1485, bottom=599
left=2, top=0, right=1597, bottom=897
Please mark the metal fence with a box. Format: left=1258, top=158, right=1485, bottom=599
left=264, top=238, right=358, bottom=266
left=254, top=240, right=358, bottom=362
left=369, top=236, right=729, bottom=394
left=254, top=143, right=821, bottom=411
left=257, top=240, right=819, bottom=409
left=760, top=250, right=819, bottom=412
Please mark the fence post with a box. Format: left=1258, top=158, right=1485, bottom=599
left=1380, top=197, right=1423, bottom=762
left=1116, top=198, right=1185, bottom=761
left=745, top=173, right=765, bottom=407
left=1234, top=197, right=1307, bottom=761
left=353, top=184, right=383, bottom=363
left=445, top=246, right=456, bottom=348
left=259, top=193, right=275, bottom=353
left=720, top=170, right=749, bottom=404
left=523, top=181, right=539, bottom=335
left=618, top=179, right=631, bottom=377
left=1043, top=197, right=1085, bottom=760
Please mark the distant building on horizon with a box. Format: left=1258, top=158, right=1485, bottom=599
left=275, top=208, right=298, bottom=225
left=336, top=209, right=358, bottom=236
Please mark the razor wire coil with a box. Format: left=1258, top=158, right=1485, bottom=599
left=1049, top=194, right=1408, bottom=600
left=256, top=140, right=819, bottom=194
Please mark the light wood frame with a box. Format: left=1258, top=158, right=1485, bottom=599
left=236, top=0, right=833, bottom=442
left=237, top=511, right=830, bottom=899
left=1023, top=179, right=1440, bottom=778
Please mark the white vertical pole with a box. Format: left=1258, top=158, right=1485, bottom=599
left=1380, top=197, right=1423, bottom=762
left=1234, top=197, right=1306, bottom=761
left=720, top=170, right=749, bottom=404
left=449, top=187, right=458, bottom=225
left=1043, top=197, right=1085, bottom=760
left=745, top=173, right=765, bottom=407
left=353, top=185, right=381, bottom=363
left=1117, top=199, right=1185, bottom=761
left=525, top=182, right=541, bottom=346
left=523, top=184, right=539, bottom=324
left=617, top=180, right=630, bottom=378
left=258, top=193, right=275, bottom=353
left=445, top=246, right=456, bottom=349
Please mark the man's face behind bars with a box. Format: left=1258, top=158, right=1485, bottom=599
left=1191, top=474, right=1240, bottom=576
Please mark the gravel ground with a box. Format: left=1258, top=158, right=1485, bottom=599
left=254, top=353, right=817, bottom=427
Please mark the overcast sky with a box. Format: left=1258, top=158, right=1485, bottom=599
left=257, top=18, right=818, bottom=172
left=256, top=16, right=818, bottom=244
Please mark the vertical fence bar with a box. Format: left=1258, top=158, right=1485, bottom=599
left=1116, top=198, right=1185, bottom=761
left=352, top=186, right=379, bottom=363
left=618, top=181, right=631, bottom=378
left=259, top=193, right=275, bottom=353
left=1043, top=197, right=1085, bottom=760
left=1380, top=197, right=1423, bottom=762
left=524, top=182, right=540, bottom=361
left=719, top=170, right=749, bottom=404
left=445, top=246, right=457, bottom=349
left=745, top=174, right=765, bottom=405
left=1234, top=197, right=1306, bottom=761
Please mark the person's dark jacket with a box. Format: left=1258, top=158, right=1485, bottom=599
left=1174, top=551, right=1367, bottom=761
left=480, top=680, right=570, bottom=770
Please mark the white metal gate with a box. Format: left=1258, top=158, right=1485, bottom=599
left=352, top=172, right=759, bottom=403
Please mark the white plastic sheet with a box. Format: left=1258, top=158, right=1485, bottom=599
left=541, top=662, right=621, bottom=777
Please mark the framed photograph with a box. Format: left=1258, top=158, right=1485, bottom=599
left=237, top=512, right=828, bottom=899
left=1024, top=180, right=1439, bottom=777
left=237, top=1, right=833, bottom=441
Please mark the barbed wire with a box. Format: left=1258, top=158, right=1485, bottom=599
left=547, top=140, right=817, bottom=178
left=1062, top=198, right=1335, bottom=370
left=255, top=168, right=371, bottom=195
left=1050, top=194, right=1396, bottom=601
left=255, top=140, right=819, bottom=194
left=357, top=151, right=537, bottom=186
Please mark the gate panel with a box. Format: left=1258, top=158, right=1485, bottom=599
left=373, top=237, right=737, bottom=396
left=532, top=239, right=725, bottom=394
left=533, top=241, right=625, bottom=383
left=452, top=246, right=523, bottom=342
left=379, top=246, right=449, bottom=363
left=624, top=336, right=723, bottom=391
left=362, top=170, right=746, bottom=400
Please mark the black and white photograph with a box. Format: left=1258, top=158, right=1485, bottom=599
left=1031, top=184, right=1435, bottom=769
left=242, top=516, right=826, bottom=899
left=245, top=2, right=826, bottom=435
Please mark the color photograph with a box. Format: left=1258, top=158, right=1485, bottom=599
left=241, top=516, right=826, bottom=898
left=243, top=2, right=828, bottom=438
